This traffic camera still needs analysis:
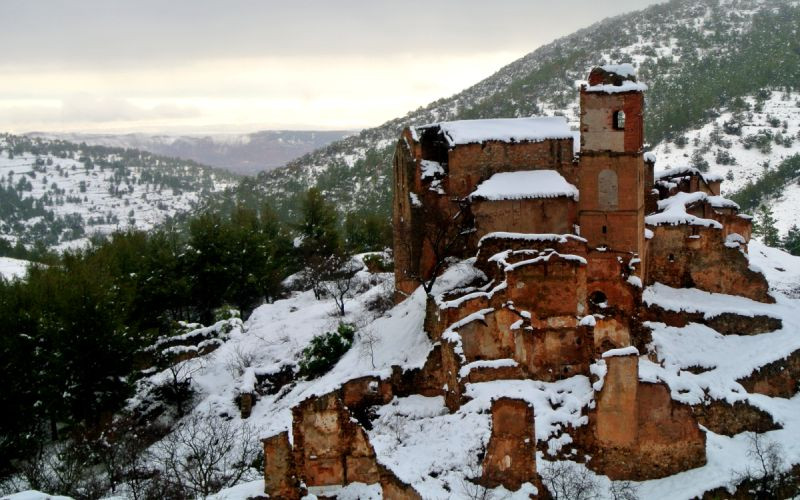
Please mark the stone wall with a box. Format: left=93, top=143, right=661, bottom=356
left=446, top=139, right=576, bottom=198
left=578, top=152, right=645, bottom=254
left=263, top=431, right=301, bottom=500
left=471, top=197, right=576, bottom=242
left=646, top=225, right=773, bottom=303
left=481, top=398, right=538, bottom=490
left=590, top=353, right=706, bottom=480
left=580, top=90, right=644, bottom=153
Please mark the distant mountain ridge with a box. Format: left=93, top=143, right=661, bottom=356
left=236, top=0, right=800, bottom=233
left=28, top=130, right=353, bottom=176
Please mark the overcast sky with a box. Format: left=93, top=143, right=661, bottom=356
left=0, top=0, right=664, bottom=134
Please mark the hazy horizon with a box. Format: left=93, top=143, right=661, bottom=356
left=1, top=0, right=664, bottom=135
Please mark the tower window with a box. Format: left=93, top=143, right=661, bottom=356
left=613, top=110, right=626, bottom=130
left=602, top=225, right=607, bottom=234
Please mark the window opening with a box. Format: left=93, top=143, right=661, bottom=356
left=613, top=110, right=626, bottom=130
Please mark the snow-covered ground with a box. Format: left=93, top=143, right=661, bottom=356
left=7, top=244, right=799, bottom=499
left=0, top=257, right=30, bottom=281
left=122, top=241, right=800, bottom=499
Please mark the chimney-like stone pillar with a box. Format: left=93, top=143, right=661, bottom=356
left=596, top=348, right=639, bottom=448
left=481, top=397, right=537, bottom=490
left=263, top=431, right=301, bottom=499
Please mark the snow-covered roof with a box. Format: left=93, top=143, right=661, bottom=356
left=584, top=81, right=648, bottom=94
left=469, top=170, right=579, bottom=202
left=646, top=191, right=735, bottom=228
left=416, top=116, right=573, bottom=147
left=654, top=166, right=724, bottom=184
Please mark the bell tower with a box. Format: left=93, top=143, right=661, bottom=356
left=577, top=65, right=647, bottom=265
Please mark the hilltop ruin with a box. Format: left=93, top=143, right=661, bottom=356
left=259, top=64, right=786, bottom=498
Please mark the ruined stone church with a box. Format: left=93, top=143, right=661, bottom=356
left=262, top=65, right=776, bottom=498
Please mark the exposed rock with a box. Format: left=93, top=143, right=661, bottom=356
left=691, top=400, right=780, bottom=436
left=737, top=349, right=800, bottom=398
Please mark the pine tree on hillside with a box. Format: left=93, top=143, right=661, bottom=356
left=296, top=187, right=341, bottom=260
left=783, top=224, right=800, bottom=256
left=754, top=205, right=781, bottom=247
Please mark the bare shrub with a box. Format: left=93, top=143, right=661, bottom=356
left=359, top=328, right=379, bottom=369
left=609, top=480, right=639, bottom=500
left=15, top=439, right=107, bottom=500
left=456, top=458, right=489, bottom=500
left=731, top=432, right=799, bottom=499
left=540, top=460, right=600, bottom=500
left=153, top=412, right=261, bottom=498
left=224, top=343, right=257, bottom=379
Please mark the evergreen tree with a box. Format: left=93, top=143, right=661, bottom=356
left=783, top=224, right=800, bottom=256
left=296, top=187, right=341, bottom=260
left=753, top=205, right=781, bottom=247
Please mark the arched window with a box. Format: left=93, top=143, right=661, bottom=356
left=598, top=169, right=619, bottom=210
left=613, top=110, right=626, bottom=130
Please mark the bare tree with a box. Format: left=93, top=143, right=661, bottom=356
left=158, top=358, right=205, bottom=417
left=540, top=460, right=600, bottom=500
left=609, top=480, right=639, bottom=500
left=731, top=432, right=798, bottom=499
left=402, top=197, right=472, bottom=295
left=359, top=329, right=379, bottom=369
left=154, top=413, right=261, bottom=498
left=322, top=253, right=362, bottom=316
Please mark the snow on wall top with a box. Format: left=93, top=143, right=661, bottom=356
left=655, top=165, right=724, bottom=184
left=478, top=232, right=587, bottom=246
left=584, top=80, right=648, bottom=94
left=600, top=63, right=637, bottom=78
left=645, top=191, right=726, bottom=228
left=469, top=170, right=579, bottom=202
left=416, top=116, right=573, bottom=147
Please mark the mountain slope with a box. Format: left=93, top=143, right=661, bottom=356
left=0, top=134, right=237, bottom=251
left=244, top=0, right=800, bottom=230
left=29, top=130, right=353, bottom=176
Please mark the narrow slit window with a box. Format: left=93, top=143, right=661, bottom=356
left=602, top=225, right=608, bottom=234
left=613, top=110, right=626, bottom=130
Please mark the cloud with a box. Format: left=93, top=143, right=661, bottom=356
left=59, top=95, right=200, bottom=123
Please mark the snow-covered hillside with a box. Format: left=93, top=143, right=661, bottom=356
left=0, top=135, right=237, bottom=250
left=30, top=130, right=354, bottom=176
left=652, top=91, right=800, bottom=235
left=110, top=243, right=800, bottom=500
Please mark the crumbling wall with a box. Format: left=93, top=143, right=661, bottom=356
left=646, top=225, right=773, bottom=303
left=737, top=349, right=800, bottom=398
left=481, top=398, right=538, bottom=490
left=263, top=431, right=301, bottom=500
left=471, top=197, right=577, bottom=242
left=590, top=352, right=706, bottom=480
left=447, top=139, right=576, bottom=197
left=290, top=392, right=381, bottom=487
left=514, top=326, right=595, bottom=381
